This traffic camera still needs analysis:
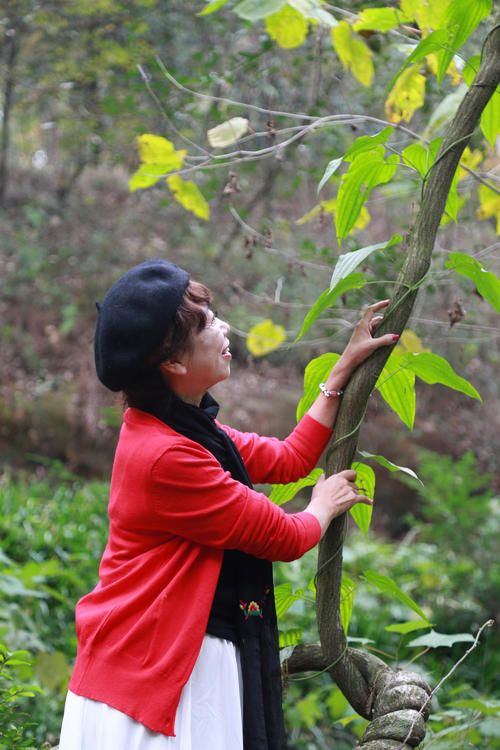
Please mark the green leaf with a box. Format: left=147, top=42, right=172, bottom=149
left=466, top=55, right=500, bottom=148
left=234, top=0, right=286, bottom=21
left=443, top=164, right=461, bottom=223
left=295, top=273, right=366, bottom=342
left=317, top=156, right=343, bottom=194
left=357, top=449, right=423, bottom=486
left=449, top=699, right=500, bottom=716
left=385, top=29, right=449, bottom=95
left=297, top=691, right=322, bottom=728
left=386, top=619, right=432, bottom=634
left=329, top=235, right=402, bottom=290
left=279, top=628, right=303, bottom=648
left=246, top=319, right=286, bottom=356
left=353, top=7, right=410, bottom=32
left=336, top=149, right=399, bottom=241
left=349, top=463, right=374, bottom=535
left=269, top=468, right=323, bottom=506
left=409, top=629, right=474, bottom=649
left=207, top=117, right=249, bottom=147
left=296, top=353, right=341, bottom=421
left=481, top=85, right=500, bottom=149
left=197, top=0, right=232, bottom=15
left=340, top=576, right=355, bottom=635
left=166, top=175, right=210, bottom=220
left=363, top=570, right=428, bottom=622
left=375, top=352, right=416, bottom=430
left=462, top=55, right=481, bottom=87
left=274, top=583, right=305, bottom=618
left=34, top=651, right=71, bottom=692
left=344, top=127, right=394, bottom=162
left=436, top=0, right=491, bottom=84
left=446, top=252, right=500, bottom=315
left=402, top=142, right=431, bottom=178
left=405, top=351, right=482, bottom=401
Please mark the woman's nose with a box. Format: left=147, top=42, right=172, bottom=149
left=219, top=318, right=230, bottom=334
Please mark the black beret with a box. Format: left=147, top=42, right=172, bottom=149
left=94, top=258, right=190, bottom=391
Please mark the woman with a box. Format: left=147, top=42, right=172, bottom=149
left=59, top=258, right=397, bottom=750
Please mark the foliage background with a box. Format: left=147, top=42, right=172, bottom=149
left=0, top=1, right=499, bottom=747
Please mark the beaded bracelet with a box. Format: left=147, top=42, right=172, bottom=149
left=319, top=382, right=344, bottom=399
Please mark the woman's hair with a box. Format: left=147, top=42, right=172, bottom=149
left=151, top=279, right=211, bottom=365
left=123, top=279, right=211, bottom=409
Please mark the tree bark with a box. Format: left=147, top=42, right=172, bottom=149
left=0, top=27, right=20, bottom=206
left=309, top=19, right=500, bottom=746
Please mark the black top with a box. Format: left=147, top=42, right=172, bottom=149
left=142, top=384, right=287, bottom=750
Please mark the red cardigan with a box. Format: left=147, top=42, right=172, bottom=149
left=69, top=408, right=331, bottom=736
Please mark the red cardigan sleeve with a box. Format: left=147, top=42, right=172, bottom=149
left=149, top=440, right=321, bottom=562
left=219, top=413, right=333, bottom=485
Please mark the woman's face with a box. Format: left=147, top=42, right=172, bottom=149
left=163, top=309, right=232, bottom=404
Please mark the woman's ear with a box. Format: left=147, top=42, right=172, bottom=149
left=159, top=360, right=188, bottom=376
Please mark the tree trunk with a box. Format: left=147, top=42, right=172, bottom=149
left=290, top=20, right=500, bottom=748
left=0, top=27, right=19, bottom=206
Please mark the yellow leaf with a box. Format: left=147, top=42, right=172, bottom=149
left=129, top=162, right=183, bottom=192
left=426, top=54, right=461, bottom=85
left=295, top=200, right=370, bottom=229
left=166, top=175, right=210, bottom=220
left=477, top=183, right=500, bottom=234
left=400, top=330, right=431, bottom=354
left=296, top=203, right=323, bottom=225
left=457, top=147, right=483, bottom=182
left=400, top=0, right=451, bottom=30
left=137, top=134, right=185, bottom=165
left=353, top=7, right=411, bottom=33
left=385, top=64, right=426, bottom=123
left=332, top=21, right=374, bottom=87
left=353, top=204, right=371, bottom=230
left=295, top=199, right=336, bottom=225
left=207, top=117, right=249, bottom=148
left=129, top=168, right=161, bottom=192
left=265, top=5, right=309, bottom=49
left=246, top=319, right=286, bottom=356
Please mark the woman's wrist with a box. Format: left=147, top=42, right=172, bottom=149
left=324, top=355, right=355, bottom=391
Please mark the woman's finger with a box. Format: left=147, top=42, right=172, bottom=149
left=368, top=299, right=390, bottom=313
left=357, top=495, right=374, bottom=506
left=372, top=332, right=400, bottom=348
left=337, top=469, right=357, bottom=481
left=369, top=315, right=384, bottom=332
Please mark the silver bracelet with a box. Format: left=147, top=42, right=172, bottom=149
left=319, top=382, right=344, bottom=399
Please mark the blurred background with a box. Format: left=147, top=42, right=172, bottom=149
left=1, top=1, right=499, bottom=747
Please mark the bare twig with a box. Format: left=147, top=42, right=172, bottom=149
left=396, top=619, right=495, bottom=750
left=228, top=206, right=332, bottom=271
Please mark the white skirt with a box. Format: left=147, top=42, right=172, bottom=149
left=59, top=635, right=244, bottom=750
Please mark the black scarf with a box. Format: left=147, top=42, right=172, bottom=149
left=141, top=384, right=286, bottom=750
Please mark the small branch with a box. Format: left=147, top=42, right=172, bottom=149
left=137, top=64, right=211, bottom=157
left=395, top=619, right=495, bottom=750
left=228, top=206, right=331, bottom=271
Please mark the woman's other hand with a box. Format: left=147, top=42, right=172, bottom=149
left=305, top=470, right=372, bottom=538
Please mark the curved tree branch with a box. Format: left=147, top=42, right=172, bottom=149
left=311, top=19, right=500, bottom=745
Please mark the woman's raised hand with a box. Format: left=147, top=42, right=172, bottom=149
left=340, top=299, right=399, bottom=371
left=305, top=470, right=372, bottom=538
